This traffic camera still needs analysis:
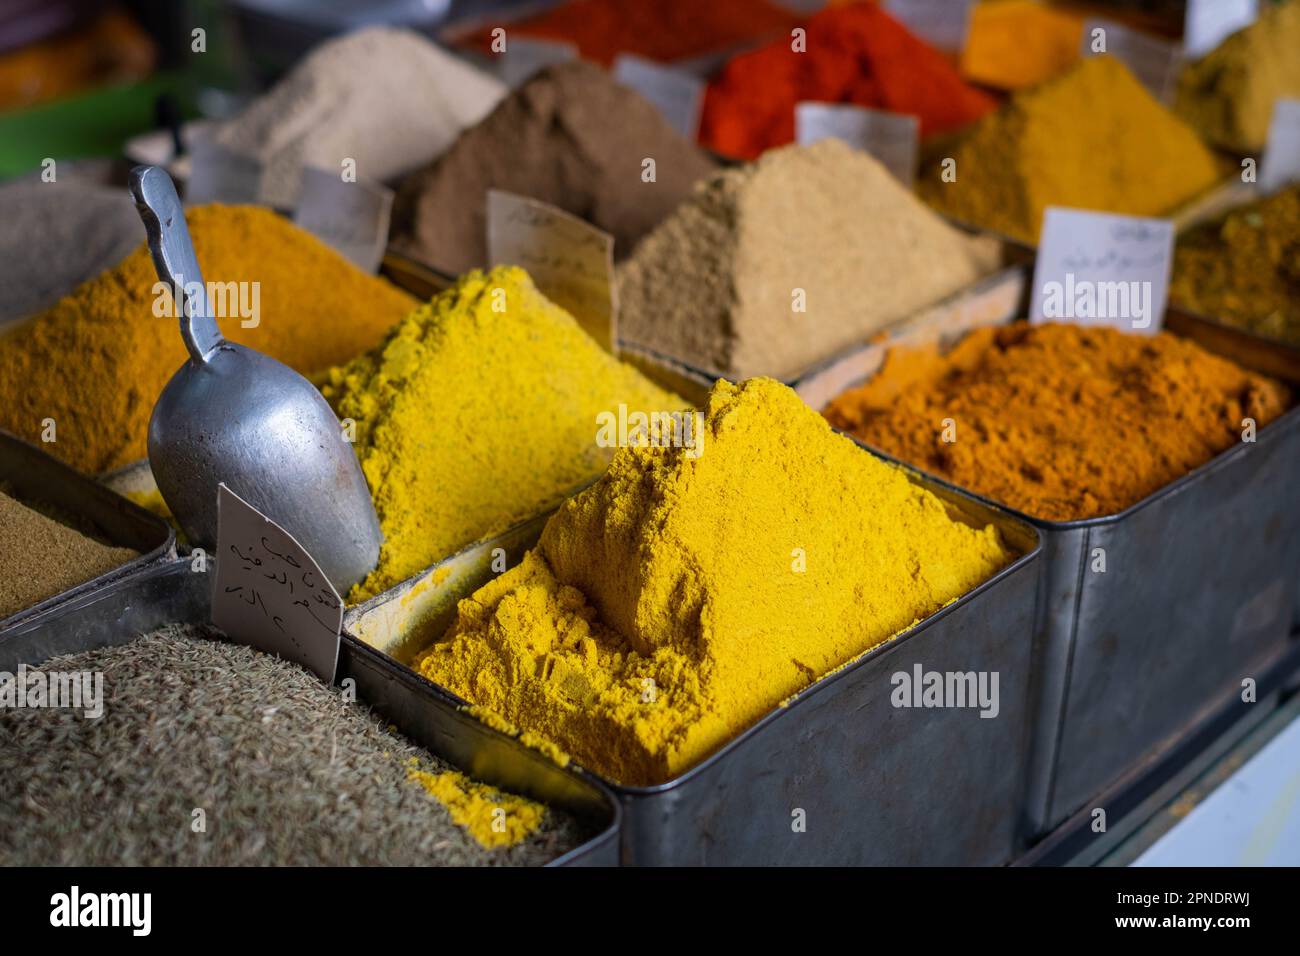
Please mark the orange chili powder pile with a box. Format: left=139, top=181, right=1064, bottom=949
left=823, top=323, right=1291, bottom=522
left=457, top=0, right=799, bottom=67
left=699, top=2, right=997, bottom=160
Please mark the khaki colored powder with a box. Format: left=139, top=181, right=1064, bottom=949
left=617, top=140, right=1001, bottom=381
left=0, top=490, right=138, bottom=620
left=406, top=761, right=547, bottom=849
left=919, top=57, right=1222, bottom=245
left=322, top=266, right=682, bottom=603
left=1176, top=0, right=1300, bottom=152
left=416, top=378, right=1013, bottom=786
left=823, top=323, right=1291, bottom=522
left=1171, top=185, right=1300, bottom=346
left=0, top=205, right=417, bottom=475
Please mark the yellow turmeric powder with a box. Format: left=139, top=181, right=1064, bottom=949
left=323, top=266, right=682, bottom=603
left=823, top=323, right=1291, bottom=521
left=919, top=57, right=1221, bottom=245
left=0, top=205, right=415, bottom=475
left=406, top=759, right=546, bottom=849
left=416, top=378, right=1013, bottom=786
left=961, top=0, right=1084, bottom=91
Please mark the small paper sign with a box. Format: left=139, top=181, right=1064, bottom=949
left=1260, top=98, right=1300, bottom=193
left=486, top=190, right=617, bottom=351
left=293, top=166, right=394, bottom=273
left=1081, top=19, right=1181, bottom=103
left=212, top=484, right=342, bottom=683
left=185, top=133, right=263, bottom=205
left=1031, top=208, right=1174, bottom=334
left=612, top=54, right=705, bottom=139
left=882, top=0, right=974, bottom=51
left=1183, top=0, right=1257, bottom=58
left=493, top=37, right=578, bottom=88
left=795, top=102, right=919, bottom=187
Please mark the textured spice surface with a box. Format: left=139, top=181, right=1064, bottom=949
left=323, top=266, right=681, bottom=603
left=457, top=0, right=799, bottom=66
left=823, top=323, right=1291, bottom=521
left=1171, top=185, right=1300, bottom=345
left=0, top=490, right=138, bottom=620
left=918, top=57, right=1221, bottom=244
left=0, top=625, right=584, bottom=866
left=1176, top=0, right=1300, bottom=151
left=0, top=205, right=416, bottom=475
left=213, top=27, right=505, bottom=208
left=960, top=0, right=1083, bottom=91
left=417, top=378, right=1013, bottom=785
left=618, top=139, right=1000, bottom=380
left=407, top=763, right=546, bottom=849
left=700, top=2, right=996, bottom=160
left=390, top=62, right=716, bottom=274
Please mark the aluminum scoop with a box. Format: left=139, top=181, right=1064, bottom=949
left=130, top=165, right=381, bottom=592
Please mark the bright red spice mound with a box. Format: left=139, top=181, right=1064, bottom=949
left=699, top=2, right=997, bottom=160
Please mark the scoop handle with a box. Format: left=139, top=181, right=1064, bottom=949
left=129, top=165, right=223, bottom=364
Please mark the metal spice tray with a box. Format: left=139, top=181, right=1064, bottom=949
left=0, top=430, right=175, bottom=633
left=0, top=557, right=622, bottom=867
left=345, top=467, right=1043, bottom=865
left=799, top=317, right=1300, bottom=838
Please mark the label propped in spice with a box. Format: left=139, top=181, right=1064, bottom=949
left=293, top=165, right=394, bottom=274
left=1260, top=98, right=1300, bottom=193
left=212, top=484, right=342, bottom=683
left=612, top=54, right=705, bottom=139
left=1031, top=207, right=1174, bottom=335
left=1183, top=0, right=1257, bottom=58
left=882, top=0, right=974, bottom=51
left=486, top=190, right=617, bottom=351
left=1081, top=19, right=1181, bottom=103
left=795, top=102, right=919, bottom=187
left=493, top=37, right=578, bottom=88
left=186, top=133, right=263, bottom=205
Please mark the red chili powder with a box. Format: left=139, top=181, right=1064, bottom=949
left=457, top=0, right=800, bottom=67
left=699, top=2, right=998, bottom=160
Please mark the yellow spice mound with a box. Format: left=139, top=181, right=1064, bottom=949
left=406, top=760, right=546, bottom=849
left=323, top=266, right=682, bottom=602
left=417, top=378, right=1014, bottom=785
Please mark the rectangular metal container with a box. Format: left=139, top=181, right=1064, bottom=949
left=0, top=558, right=621, bottom=867
left=346, top=468, right=1043, bottom=865
left=0, top=430, right=175, bottom=632
left=798, top=319, right=1300, bottom=838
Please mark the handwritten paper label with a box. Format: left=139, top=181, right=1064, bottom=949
left=486, top=190, right=616, bottom=351
left=612, top=54, right=705, bottom=139
left=1031, top=208, right=1174, bottom=334
left=1081, top=19, right=1181, bottom=103
left=1184, top=0, right=1256, bottom=58
left=293, top=166, right=393, bottom=273
left=883, top=0, right=974, bottom=51
left=795, top=102, right=919, bottom=187
left=185, top=133, right=263, bottom=205
left=1260, top=98, right=1300, bottom=193
left=212, top=484, right=342, bottom=683
left=494, top=37, right=578, bottom=88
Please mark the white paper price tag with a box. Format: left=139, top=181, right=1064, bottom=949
left=1031, top=208, right=1174, bottom=335
left=293, top=166, right=394, bottom=273
left=795, top=102, right=919, bottom=187
left=883, top=0, right=974, bottom=51
left=212, top=484, right=342, bottom=683
left=1184, top=0, right=1257, bottom=58
left=1081, top=19, right=1181, bottom=103
left=1260, top=98, right=1300, bottom=193
left=486, top=190, right=617, bottom=351
left=186, top=133, right=262, bottom=205
left=493, top=37, right=578, bottom=88
left=612, top=54, right=705, bottom=139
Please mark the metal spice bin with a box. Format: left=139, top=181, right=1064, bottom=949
left=797, top=318, right=1300, bottom=839
left=345, top=469, right=1042, bottom=865
left=0, top=430, right=175, bottom=632
left=0, top=558, right=622, bottom=867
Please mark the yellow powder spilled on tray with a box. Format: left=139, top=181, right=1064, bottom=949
left=407, top=760, right=546, bottom=849
left=322, top=266, right=682, bottom=603
left=416, top=378, right=1014, bottom=786
left=919, top=57, right=1221, bottom=245
left=0, top=205, right=416, bottom=475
